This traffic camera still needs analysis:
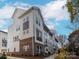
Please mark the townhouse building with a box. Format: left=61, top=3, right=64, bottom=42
left=43, top=25, right=54, bottom=54
left=0, top=31, right=7, bottom=54
left=7, top=6, right=56, bottom=56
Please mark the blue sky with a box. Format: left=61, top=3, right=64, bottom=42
left=0, top=0, right=74, bottom=36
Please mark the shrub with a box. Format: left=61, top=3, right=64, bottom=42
left=0, top=55, right=7, bottom=59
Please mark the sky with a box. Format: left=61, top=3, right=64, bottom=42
left=0, top=0, right=74, bottom=36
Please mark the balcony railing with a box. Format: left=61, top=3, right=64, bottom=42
left=37, top=37, right=42, bottom=42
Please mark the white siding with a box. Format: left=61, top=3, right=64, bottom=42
left=0, top=32, right=7, bottom=53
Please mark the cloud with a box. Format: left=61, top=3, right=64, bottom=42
left=12, top=2, right=31, bottom=9
left=47, top=24, right=55, bottom=30
left=0, top=6, right=15, bottom=19
left=2, top=29, right=8, bottom=32
left=41, top=0, right=70, bottom=21
left=0, top=2, right=30, bottom=31
left=0, top=19, right=5, bottom=25
left=0, top=2, right=30, bottom=19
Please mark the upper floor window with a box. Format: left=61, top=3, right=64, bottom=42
left=2, top=38, right=7, bottom=47
left=23, top=19, right=29, bottom=30
left=36, top=29, right=42, bottom=42
left=36, top=17, right=40, bottom=26
left=16, top=26, right=20, bottom=31
left=13, top=36, right=19, bottom=41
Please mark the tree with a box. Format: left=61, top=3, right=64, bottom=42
left=68, top=30, right=79, bottom=55
left=67, top=0, right=78, bottom=22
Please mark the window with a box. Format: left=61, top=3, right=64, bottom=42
left=36, top=17, right=40, bottom=26
left=36, top=46, right=39, bottom=52
left=2, top=38, right=7, bottom=47
left=16, top=26, right=20, bottom=31
left=14, top=48, right=16, bottom=52
left=26, top=29, right=29, bottom=33
left=36, top=17, right=38, bottom=24
left=8, top=49, right=9, bottom=52
left=39, top=22, right=40, bottom=26
left=23, top=20, right=29, bottom=30
left=45, top=39, right=47, bottom=44
left=23, top=29, right=29, bottom=35
left=23, top=18, right=25, bottom=22
left=13, top=36, right=19, bottom=41
left=36, top=29, right=42, bottom=42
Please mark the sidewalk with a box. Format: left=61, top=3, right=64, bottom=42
left=7, top=56, right=43, bottom=59
left=7, top=54, right=57, bottom=59
left=44, top=54, right=57, bottom=59
left=7, top=56, right=26, bottom=59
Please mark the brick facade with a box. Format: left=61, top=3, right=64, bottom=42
left=20, top=37, right=33, bottom=56
left=7, top=37, right=44, bottom=56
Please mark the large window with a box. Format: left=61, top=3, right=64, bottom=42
left=23, top=18, right=29, bottom=30
left=36, top=17, right=40, bottom=26
left=2, top=38, right=7, bottom=47
left=36, top=29, right=42, bottom=42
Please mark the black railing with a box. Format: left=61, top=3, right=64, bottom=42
left=37, top=37, right=42, bottom=42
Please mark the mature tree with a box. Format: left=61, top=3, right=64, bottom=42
left=68, top=30, right=79, bottom=55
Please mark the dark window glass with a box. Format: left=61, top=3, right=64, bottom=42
left=36, top=29, right=42, bottom=42
left=14, top=48, right=16, bottom=52
left=36, top=17, right=38, bottom=24
left=2, top=38, right=7, bottom=47
left=23, top=20, right=29, bottom=30
left=13, top=36, right=19, bottom=41
left=36, top=46, right=39, bottom=52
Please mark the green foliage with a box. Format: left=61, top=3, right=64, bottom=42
left=67, top=2, right=73, bottom=13
left=67, top=1, right=74, bottom=22
left=67, top=0, right=79, bottom=22
left=77, top=0, right=79, bottom=4
left=0, top=56, right=7, bottom=59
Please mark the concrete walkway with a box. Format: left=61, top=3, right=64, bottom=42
left=44, top=56, right=54, bottom=59
left=7, top=56, right=26, bottom=59
left=7, top=54, right=57, bottom=59
left=44, top=54, right=56, bottom=59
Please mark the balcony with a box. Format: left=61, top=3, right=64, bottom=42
left=37, top=37, right=42, bottom=42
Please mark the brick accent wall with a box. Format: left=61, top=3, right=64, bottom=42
left=7, top=37, right=44, bottom=56
left=20, top=37, right=33, bottom=56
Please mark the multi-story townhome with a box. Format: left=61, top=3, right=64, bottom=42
left=43, top=25, right=54, bottom=55
left=0, top=31, right=7, bottom=54
left=7, top=6, right=54, bottom=56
